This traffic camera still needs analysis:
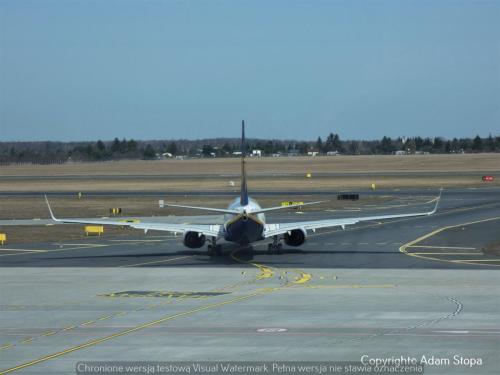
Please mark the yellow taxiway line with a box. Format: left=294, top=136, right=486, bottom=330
left=399, top=216, right=500, bottom=266
left=0, top=290, right=270, bottom=375
left=118, top=255, right=192, bottom=268
left=407, top=245, right=476, bottom=250
left=0, top=248, right=47, bottom=253
left=411, top=252, right=480, bottom=255
left=0, top=244, right=109, bottom=257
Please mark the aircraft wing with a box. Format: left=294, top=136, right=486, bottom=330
left=44, top=196, right=222, bottom=238
left=263, top=192, right=441, bottom=238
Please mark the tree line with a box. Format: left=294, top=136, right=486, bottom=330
left=0, top=134, right=498, bottom=164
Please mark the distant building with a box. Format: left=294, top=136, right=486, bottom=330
left=307, top=151, right=319, bottom=157
left=394, top=150, right=407, bottom=155
left=162, top=152, right=173, bottom=158
left=326, top=151, right=340, bottom=156
left=252, top=150, right=262, bottom=157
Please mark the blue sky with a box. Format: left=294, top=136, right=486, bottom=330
left=0, top=0, right=498, bottom=141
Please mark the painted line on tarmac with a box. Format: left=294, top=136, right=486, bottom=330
left=55, top=243, right=109, bottom=247
left=399, top=216, right=500, bottom=267
left=453, top=259, right=500, bottom=262
left=432, top=330, right=500, bottom=334
left=230, top=247, right=313, bottom=286
left=318, top=200, right=500, bottom=244
left=0, top=248, right=47, bottom=253
left=407, top=245, right=476, bottom=250
left=229, top=250, right=274, bottom=280
left=292, top=272, right=312, bottom=284
left=108, top=239, right=165, bottom=242
left=412, top=252, right=480, bottom=255
left=0, top=290, right=271, bottom=375
left=118, top=256, right=193, bottom=268
left=0, top=244, right=110, bottom=257
left=295, top=284, right=394, bottom=290
left=0, top=246, right=270, bottom=356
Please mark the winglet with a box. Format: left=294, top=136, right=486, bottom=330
left=429, top=188, right=442, bottom=215
left=44, top=194, right=60, bottom=222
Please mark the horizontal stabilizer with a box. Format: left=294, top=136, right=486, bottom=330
left=251, top=201, right=326, bottom=214
left=164, top=203, right=239, bottom=214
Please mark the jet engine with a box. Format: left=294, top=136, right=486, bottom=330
left=183, top=231, right=206, bottom=248
left=284, top=229, right=306, bottom=247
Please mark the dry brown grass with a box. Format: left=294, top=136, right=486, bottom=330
left=0, top=174, right=493, bottom=193
left=0, top=225, right=144, bottom=244
left=0, top=154, right=496, bottom=244
left=0, top=194, right=408, bottom=244
left=0, top=194, right=397, bottom=220
left=1, top=154, right=497, bottom=192
left=483, top=241, right=500, bottom=256
left=1, top=154, right=499, bottom=176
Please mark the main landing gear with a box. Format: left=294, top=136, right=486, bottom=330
left=207, top=237, right=222, bottom=256
left=267, top=235, right=283, bottom=254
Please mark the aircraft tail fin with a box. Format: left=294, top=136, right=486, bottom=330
left=240, top=120, right=249, bottom=206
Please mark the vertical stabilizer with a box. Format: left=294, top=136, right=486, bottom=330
left=240, top=120, right=249, bottom=206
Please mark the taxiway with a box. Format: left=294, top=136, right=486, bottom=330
left=0, top=188, right=499, bottom=374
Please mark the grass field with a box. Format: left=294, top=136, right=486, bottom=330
left=0, top=154, right=497, bottom=243
left=1, top=153, right=499, bottom=176
left=0, top=193, right=432, bottom=243
left=0, top=194, right=406, bottom=220
left=0, top=154, right=498, bottom=192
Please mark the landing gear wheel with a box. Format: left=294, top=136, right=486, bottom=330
left=215, top=245, right=223, bottom=256
left=207, top=236, right=221, bottom=257
left=276, top=243, right=283, bottom=255
left=267, top=243, right=283, bottom=254
left=207, top=244, right=216, bottom=257
left=246, top=248, right=254, bottom=260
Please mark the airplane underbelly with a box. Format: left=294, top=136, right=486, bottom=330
left=224, top=216, right=264, bottom=244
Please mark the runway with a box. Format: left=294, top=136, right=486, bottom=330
left=1, top=170, right=497, bottom=180
left=0, top=189, right=499, bottom=374
left=0, top=186, right=497, bottom=196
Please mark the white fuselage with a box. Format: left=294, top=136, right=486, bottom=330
left=223, top=197, right=266, bottom=244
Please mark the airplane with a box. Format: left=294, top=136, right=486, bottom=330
left=44, top=121, right=441, bottom=256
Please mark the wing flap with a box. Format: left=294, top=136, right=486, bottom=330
left=264, top=191, right=441, bottom=238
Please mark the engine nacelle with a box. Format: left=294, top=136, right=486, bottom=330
left=284, top=229, right=306, bottom=247
left=183, top=231, right=206, bottom=248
